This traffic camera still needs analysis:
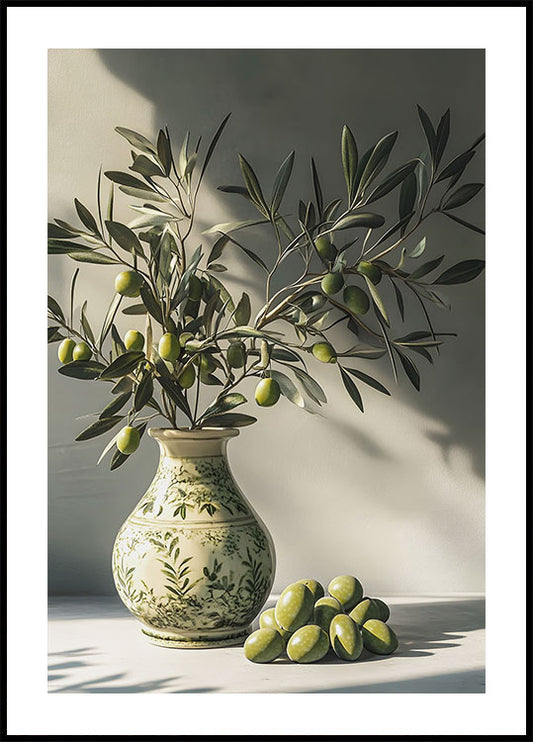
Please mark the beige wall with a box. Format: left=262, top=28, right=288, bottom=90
left=48, top=49, right=485, bottom=595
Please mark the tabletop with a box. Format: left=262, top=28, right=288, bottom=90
left=48, top=594, right=485, bottom=694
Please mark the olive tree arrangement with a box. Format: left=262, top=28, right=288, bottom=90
left=48, top=107, right=484, bottom=469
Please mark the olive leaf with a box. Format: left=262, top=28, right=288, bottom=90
left=58, top=360, right=106, bottom=380
left=408, top=255, right=444, bottom=280
left=432, top=259, right=485, bottom=285
left=201, top=393, right=247, bottom=421
left=339, top=366, right=364, bottom=412
left=76, top=415, right=124, bottom=441
left=234, top=292, right=251, bottom=326
left=238, top=154, right=268, bottom=214
left=271, top=150, right=295, bottom=214
left=395, top=349, right=420, bottom=391
left=99, top=391, right=132, bottom=419
left=105, top=220, right=144, bottom=256
left=115, top=126, right=157, bottom=154
left=441, top=183, right=483, bottom=211
left=341, top=124, right=358, bottom=201
left=442, top=212, right=485, bottom=235
left=99, top=351, right=145, bottom=379
left=311, top=157, right=324, bottom=216
left=74, top=198, right=101, bottom=236
left=343, top=367, right=390, bottom=395
left=68, top=251, right=120, bottom=265
left=357, top=131, right=398, bottom=197
left=198, top=413, right=257, bottom=428
left=332, top=213, right=385, bottom=231
left=105, top=171, right=148, bottom=189
left=134, top=371, right=154, bottom=412
left=416, top=105, right=436, bottom=162
left=365, top=160, right=418, bottom=204
left=269, top=370, right=304, bottom=408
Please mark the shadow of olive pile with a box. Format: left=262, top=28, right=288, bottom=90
left=244, top=575, right=398, bottom=663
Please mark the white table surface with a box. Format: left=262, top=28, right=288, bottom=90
left=48, top=594, right=485, bottom=694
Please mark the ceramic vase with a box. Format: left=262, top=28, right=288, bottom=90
left=112, top=427, right=275, bottom=648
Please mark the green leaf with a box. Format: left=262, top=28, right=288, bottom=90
left=234, top=292, right=251, bottom=326
left=365, top=159, right=418, bottom=204
left=48, top=295, right=64, bottom=322
left=99, top=293, right=123, bottom=349
left=69, top=268, right=79, bottom=328
left=409, top=236, right=426, bottom=259
left=441, top=183, right=484, bottom=211
left=217, top=184, right=253, bottom=201
left=203, top=218, right=270, bottom=236
left=48, top=239, right=93, bottom=255
left=207, top=234, right=230, bottom=265
left=415, top=155, right=430, bottom=207
left=269, top=370, right=304, bottom=408
left=357, top=131, right=398, bottom=196
left=408, top=255, right=444, bottom=280
left=209, top=263, right=227, bottom=272
left=118, top=185, right=168, bottom=202
left=271, top=150, right=295, bottom=214
left=434, top=108, right=450, bottom=168
left=323, top=198, right=343, bottom=222
left=442, top=211, right=485, bottom=235
left=99, top=391, right=132, bottom=419
left=76, top=415, right=124, bottom=442
left=105, top=220, right=144, bottom=256
left=198, top=113, right=231, bottom=185
left=311, top=158, right=323, bottom=216
left=115, top=126, right=156, bottom=153
left=399, top=172, right=418, bottom=235
left=184, top=152, right=198, bottom=180
left=202, top=393, right=247, bottom=420
left=104, top=171, right=148, bottom=189
left=339, top=366, right=364, bottom=412
left=58, top=360, right=106, bottom=380
left=343, top=367, right=390, bottom=395
left=156, top=129, right=172, bottom=176
left=74, top=198, right=100, bottom=236
left=80, top=300, right=96, bottom=347
left=390, top=278, right=405, bottom=321
left=139, top=282, right=163, bottom=323
left=111, top=376, right=134, bottom=395
left=341, top=125, right=358, bottom=201
left=396, top=349, right=420, bottom=390
left=134, top=371, right=154, bottom=412
left=156, top=376, right=192, bottom=419
left=68, top=251, right=120, bottom=265
left=332, top=212, right=385, bottom=231
left=363, top=275, right=389, bottom=324
left=238, top=154, right=268, bottom=213
left=199, top=412, right=257, bottom=428
left=416, top=105, right=436, bottom=161
left=435, top=150, right=475, bottom=183
left=224, top=234, right=269, bottom=272
left=292, top=366, right=327, bottom=404
left=48, top=326, right=64, bottom=343
left=432, top=259, right=485, bottom=285
left=48, top=223, right=76, bottom=239
left=99, top=351, right=145, bottom=380
left=122, top=304, right=147, bottom=315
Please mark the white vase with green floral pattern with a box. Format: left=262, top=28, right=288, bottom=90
left=112, top=427, right=275, bottom=648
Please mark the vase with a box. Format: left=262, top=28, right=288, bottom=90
left=112, top=427, right=276, bottom=648
left=113, top=428, right=275, bottom=648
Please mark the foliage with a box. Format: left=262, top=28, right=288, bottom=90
left=48, top=107, right=484, bottom=468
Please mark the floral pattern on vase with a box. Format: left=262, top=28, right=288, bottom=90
left=112, top=427, right=275, bottom=648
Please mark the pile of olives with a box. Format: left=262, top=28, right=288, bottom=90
left=243, top=575, right=398, bottom=664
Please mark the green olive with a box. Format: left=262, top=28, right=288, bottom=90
left=343, top=285, right=370, bottom=315
left=114, top=270, right=143, bottom=298
left=372, top=597, right=391, bottom=622
left=312, top=342, right=337, bottom=364
left=259, top=608, right=291, bottom=640
left=116, top=426, right=140, bottom=455
left=255, top=378, right=281, bottom=407
left=243, top=628, right=285, bottom=663
left=313, top=596, right=343, bottom=632
left=321, top=271, right=344, bottom=295
left=328, top=575, right=364, bottom=611
left=274, top=582, right=314, bottom=632
left=296, top=579, right=325, bottom=601
left=57, top=338, right=76, bottom=364
left=314, top=235, right=337, bottom=262
left=158, top=333, right=181, bottom=362
left=349, top=598, right=381, bottom=627
left=177, top=364, right=196, bottom=389
left=287, top=625, right=330, bottom=663
left=124, top=330, right=144, bottom=351
left=362, top=619, right=398, bottom=655
left=188, top=274, right=203, bottom=301
left=356, top=260, right=382, bottom=285
left=330, top=614, right=363, bottom=661
left=227, top=341, right=246, bottom=369
left=72, top=341, right=92, bottom=361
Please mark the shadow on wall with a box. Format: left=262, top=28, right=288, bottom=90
left=97, top=48, right=485, bottom=480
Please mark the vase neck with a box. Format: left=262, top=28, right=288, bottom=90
left=148, top=428, right=239, bottom=459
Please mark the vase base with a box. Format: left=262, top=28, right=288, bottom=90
left=141, top=624, right=252, bottom=649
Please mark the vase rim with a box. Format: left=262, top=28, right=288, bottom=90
left=148, top=426, right=240, bottom=441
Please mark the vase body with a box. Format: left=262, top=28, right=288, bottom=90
left=112, top=427, right=275, bottom=648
